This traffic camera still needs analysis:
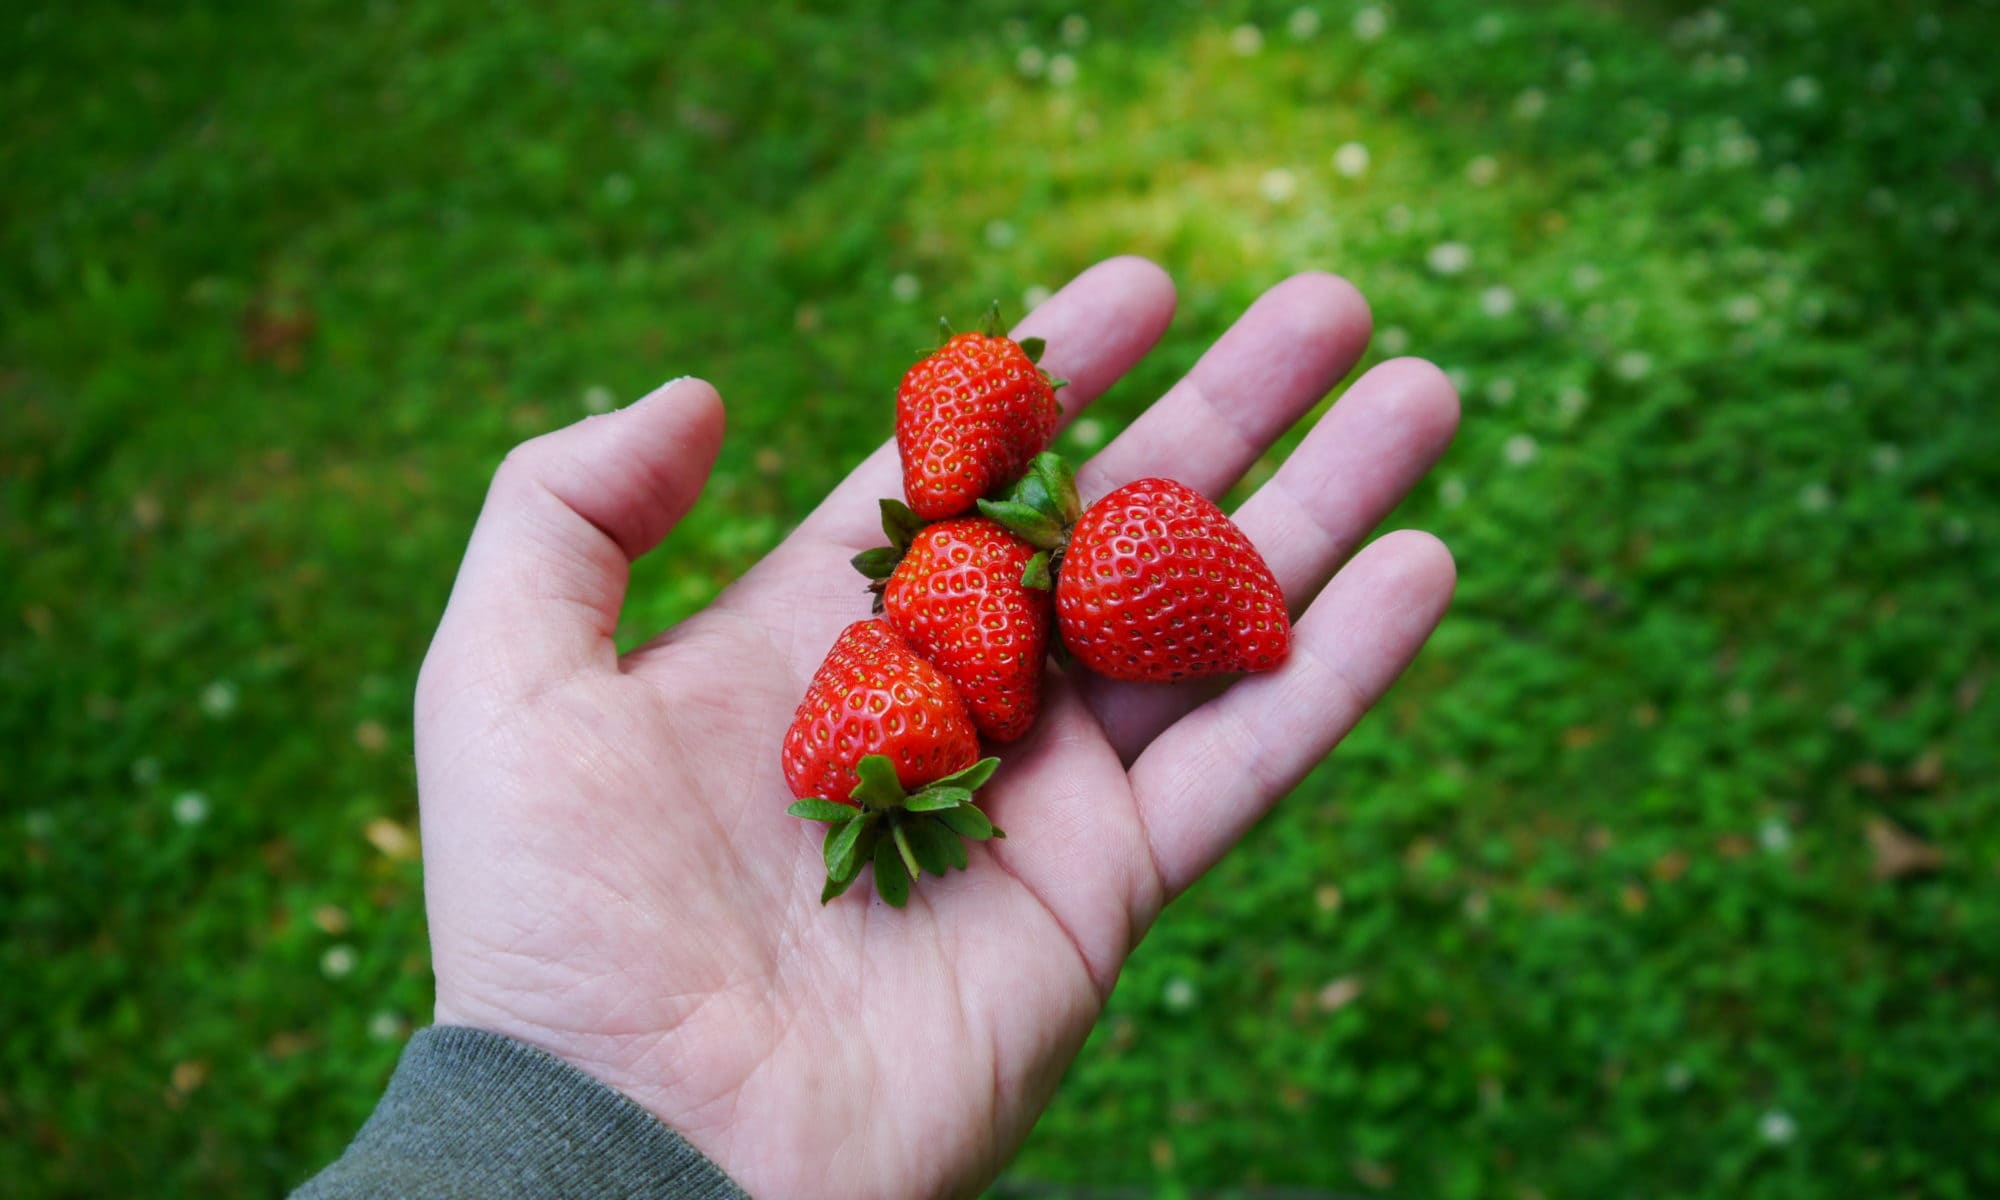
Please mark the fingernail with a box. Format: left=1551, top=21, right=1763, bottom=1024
left=625, top=376, right=696, bottom=411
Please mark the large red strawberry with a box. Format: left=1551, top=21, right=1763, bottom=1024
left=1057, top=479, right=1289, bottom=681
left=858, top=515, right=1052, bottom=742
left=981, top=456, right=1290, bottom=683
left=896, top=308, right=1064, bottom=520
left=782, top=619, right=1005, bottom=905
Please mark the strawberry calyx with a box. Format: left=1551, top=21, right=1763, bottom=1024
left=853, top=488, right=1060, bottom=605
left=976, top=451, right=1082, bottom=586
left=851, top=497, right=930, bottom=610
left=786, top=754, right=1005, bottom=906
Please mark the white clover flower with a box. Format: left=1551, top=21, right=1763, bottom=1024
left=1016, top=46, right=1046, bottom=78
left=1378, top=326, right=1410, bottom=354
left=1784, top=75, right=1820, bottom=107
left=601, top=173, right=634, bottom=206
left=1720, top=53, right=1748, bottom=83
left=1513, top=88, right=1547, bottom=120
left=1466, top=155, right=1499, bottom=186
left=890, top=273, right=921, bottom=303
left=1427, top=241, right=1472, bottom=275
left=1047, top=53, right=1078, bottom=87
left=1260, top=168, right=1299, bottom=203
left=1383, top=203, right=1412, bottom=232
left=132, top=757, right=163, bottom=786
left=1484, top=376, right=1516, bottom=405
left=1332, top=141, right=1371, bottom=178
left=1473, top=13, right=1505, bottom=43
left=1229, top=23, right=1264, bottom=56
left=581, top=385, right=615, bottom=414
left=1445, top=367, right=1471, bottom=395
left=1626, top=138, right=1657, bottom=167
left=1060, top=14, right=1090, bottom=46
left=1725, top=295, right=1762, bottom=324
left=1439, top=477, right=1467, bottom=508
left=1067, top=417, right=1106, bottom=450
left=172, top=791, right=210, bottom=827
left=1021, top=284, right=1052, bottom=311
left=984, top=219, right=1017, bottom=249
left=1571, top=263, right=1603, bottom=291
left=1162, top=977, right=1198, bottom=1012
left=1565, top=57, right=1595, bottom=87
left=1761, top=195, right=1794, bottom=226
left=1681, top=143, right=1712, bottom=172
left=1287, top=7, right=1322, bottom=39
left=1664, top=1062, right=1693, bottom=1092
left=1352, top=6, right=1388, bottom=42
left=1613, top=350, right=1653, bottom=381
left=1871, top=444, right=1902, bottom=473
left=368, top=1011, right=405, bottom=1042
left=1558, top=386, right=1589, bottom=419
left=1503, top=434, right=1538, bottom=466
left=200, top=680, right=239, bottom=718
left=1797, top=482, right=1833, bottom=514
left=1760, top=1110, right=1797, bottom=1145
left=1718, top=134, right=1760, bottom=167
left=1480, top=285, right=1517, bottom=318
left=1759, top=817, right=1792, bottom=853
left=321, top=945, right=358, bottom=979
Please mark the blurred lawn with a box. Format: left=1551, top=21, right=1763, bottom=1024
left=6, top=1, right=1999, bottom=1196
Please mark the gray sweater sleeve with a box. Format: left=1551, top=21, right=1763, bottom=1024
left=293, top=1025, right=748, bottom=1199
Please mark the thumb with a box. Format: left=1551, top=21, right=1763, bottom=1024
left=425, top=377, right=725, bottom=697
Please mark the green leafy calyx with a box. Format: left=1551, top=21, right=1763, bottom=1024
left=790, top=754, right=1006, bottom=908
left=979, top=452, right=1082, bottom=560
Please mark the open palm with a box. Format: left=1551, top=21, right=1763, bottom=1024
left=414, top=258, right=1459, bottom=1199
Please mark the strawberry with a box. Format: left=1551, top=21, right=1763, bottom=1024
left=856, top=514, right=1053, bottom=742
left=981, top=455, right=1290, bottom=683
left=1057, top=478, right=1289, bottom=681
left=782, top=619, right=1005, bottom=906
left=896, top=306, right=1065, bottom=520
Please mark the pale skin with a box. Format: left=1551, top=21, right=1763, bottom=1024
left=417, top=258, right=1460, bottom=1199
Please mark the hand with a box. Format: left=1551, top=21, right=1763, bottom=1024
left=416, top=258, right=1459, bottom=1199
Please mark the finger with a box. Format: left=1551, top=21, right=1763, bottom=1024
left=1126, top=530, right=1456, bottom=898
left=1086, top=357, right=1460, bottom=757
left=795, top=255, right=1177, bottom=547
left=426, top=378, right=726, bottom=694
left=1074, top=271, right=1372, bottom=501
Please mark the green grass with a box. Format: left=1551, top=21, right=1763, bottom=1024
left=6, top=1, right=1999, bottom=1196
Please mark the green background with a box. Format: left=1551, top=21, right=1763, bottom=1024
left=6, top=1, right=1998, bottom=1196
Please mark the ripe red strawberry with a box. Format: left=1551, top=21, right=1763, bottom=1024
left=1055, top=478, right=1290, bottom=682
left=782, top=619, right=1004, bottom=906
left=896, top=310, right=1064, bottom=520
left=783, top=619, right=980, bottom=801
left=877, top=517, right=1052, bottom=742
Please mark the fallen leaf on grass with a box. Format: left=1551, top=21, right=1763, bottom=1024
left=1868, top=815, right=1943, bottom=880
left=365, top=817, right=418, bottom=860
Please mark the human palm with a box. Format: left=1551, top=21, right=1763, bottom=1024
left=414, top=258, right=1459, bottom=1199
